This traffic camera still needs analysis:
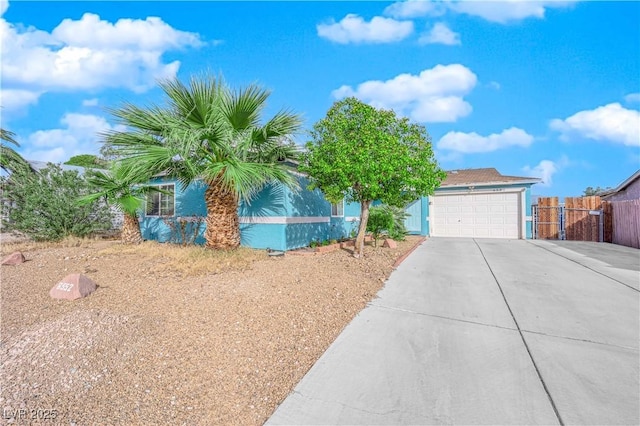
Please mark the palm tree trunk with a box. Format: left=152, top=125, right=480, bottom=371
left=121, top=212, right=142, bottom=244
left=204, top=181, right=241, bottom=249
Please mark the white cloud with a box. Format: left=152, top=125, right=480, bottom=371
left=550, top=103, right=640, bottom=147
left=384, top=0, right=446, bottom=18
left=0, top=12, right=203, bottom=113
left=523, top=160, right=557, bottom=187
left=0, top=0, right=8, bottom=17
left=447, top=0, right=577, bottom=24
left=82, top=98, right=99, bottom=107
left=317, top=14, right=413, bottom=44
left=437, top=127, right=534, bottom=153
left=624, top=93, right=640, bottom=104
left=0, top=89, right=41, bottom=112
left=487, top=81, right=501, bottom=90
left=418, top=22, right=460, bottom=45
left=22, top=113, right=126, bottom=163
left=332, top=64, right=477, bottom=123
left=522, top=156, right=569, bottom=187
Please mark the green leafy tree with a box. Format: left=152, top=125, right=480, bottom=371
left=1, top=128, right=32, bottom=173
left=65, top=154, right=108, bottom=169
left=104, top=74, right=302, bottom=249
left=78, top=162, right=161, bottom=244
left=4, top=164, right=112, bottom=241
left=583, top=186, right=613, bottom=196
left=301, top=97, right=445, bottom=257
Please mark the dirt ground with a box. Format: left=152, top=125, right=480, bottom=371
left=0, top=235, right=423, bottom=425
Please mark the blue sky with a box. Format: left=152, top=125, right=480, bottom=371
left=1, top=0, right=638, bottom=197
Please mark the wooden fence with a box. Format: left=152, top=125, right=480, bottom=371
left=535, top=197, right=560, bottom=239
left=564, top=196, right=601, bottom=242
left=534, top=195, right=640, bottom=248
left=607, top=199, right=640, bottom=249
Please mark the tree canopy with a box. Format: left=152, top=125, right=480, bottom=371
left=1, top=128, right=32, bottom=173
left=104, top=74, right=302, bottom=248
left=65, top=154, right=108, bottom=169
left=301, top=97, right=446, bottom=256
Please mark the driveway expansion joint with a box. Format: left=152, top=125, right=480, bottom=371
left=521, top=329, right=639, bottom=352
left=526, top=240, right=639, bottom=293
left=368, top=302, right=518, bottom=332
left=474, top=239, right=565, bottom=426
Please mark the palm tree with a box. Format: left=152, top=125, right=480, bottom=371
left=78, top=162, right=160, bottom=244
left=1, top=128, right=32, bottom=173
left=104, top=74, right=302, bottom=249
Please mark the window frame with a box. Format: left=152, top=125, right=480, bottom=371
left=145, top=183, right=175, bottom=217
left=330, top=200, right=344, bottom=217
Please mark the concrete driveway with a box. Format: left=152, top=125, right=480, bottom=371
left=267, top=238, right=640, bottom=425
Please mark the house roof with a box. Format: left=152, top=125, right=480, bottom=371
left=601, top=169, right=640, bottom=199
left=441, top=168, right=541, bottom=188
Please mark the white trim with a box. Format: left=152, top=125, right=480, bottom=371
left=440, top=179, right=540, bottom=189
left=345, top=216, right=360, bottom=222
left=239, top=216, right=330, bottom=224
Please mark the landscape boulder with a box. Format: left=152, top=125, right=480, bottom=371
left=2, top=251, right=26, bottom=265
left=382, top=239, right=398, bottom=249
left=50, top=273, right=97, bottom=301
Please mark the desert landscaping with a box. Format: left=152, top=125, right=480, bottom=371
left=0, top=235, right=422, bottom=425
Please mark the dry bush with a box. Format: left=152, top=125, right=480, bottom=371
left=98, top=241, right=266, bottom=277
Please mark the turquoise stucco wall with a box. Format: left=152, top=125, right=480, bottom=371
left=139, top=175, right=354, bottom=251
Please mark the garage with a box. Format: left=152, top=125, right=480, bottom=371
left=430, top=192, right=521, bottom=238
left=426, top=168, right=541, bottom=239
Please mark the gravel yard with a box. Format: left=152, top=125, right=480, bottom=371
left=1, top=236, right=422, bottom=425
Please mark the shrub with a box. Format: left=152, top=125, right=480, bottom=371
left=3, top=164, right=112, bottom=241
left=366, top=204, right=409, bottom=245
left=366, top=207, right=394, bottom=246
left=381, top=204, right=409, bottom=241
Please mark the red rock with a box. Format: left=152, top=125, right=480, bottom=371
left=383, top=239, right=398, bottom=249
left=2, top=251, right=26, bottom=265
left=50, top=273, right=97, bottom=300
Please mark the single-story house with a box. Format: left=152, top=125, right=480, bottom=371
left=601, top=170, right=640, bottom=202
left=140, top=167, right=540, bottom=250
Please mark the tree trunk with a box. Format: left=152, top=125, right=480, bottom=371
left=354, top=200, right=372, bottom=257
left=121, top=212, right=142, bottom=244
left=204, top=181, right=241, bottom=249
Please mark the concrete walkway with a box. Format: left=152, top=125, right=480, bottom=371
left=267, top=238, right=639, bottom=425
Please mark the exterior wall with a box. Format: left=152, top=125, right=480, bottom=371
left=604, top=178, right=640, bottom=201
left=426, top=183, right=537, bottom=239
left=139, top=175, right=359, bottom=251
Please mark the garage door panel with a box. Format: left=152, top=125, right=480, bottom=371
left=431, top=192, right=520, bottom=239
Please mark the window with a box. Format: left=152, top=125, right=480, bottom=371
left=331, top=200, right=344, bottom=217
left=146, top=184, right=175, bottom=216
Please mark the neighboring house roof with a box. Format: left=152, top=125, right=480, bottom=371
left=27, top=160, right=87, bottom=175
left=440, top=168, right=541, bottom=188
left=601, top=169, right=640, bottom=199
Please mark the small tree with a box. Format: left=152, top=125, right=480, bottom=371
left=78, top=162, right=161, bottom=244
left=4, top=164, right=112, bottom=241
left=366, top=206, right=394, bottom=246
left=302, top=97, right=445, bottom=257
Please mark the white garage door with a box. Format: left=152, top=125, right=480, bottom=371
left=431, top=192, right=520, bottom=238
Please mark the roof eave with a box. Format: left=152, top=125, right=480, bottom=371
left=439, top=179, right=541, bottom=189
